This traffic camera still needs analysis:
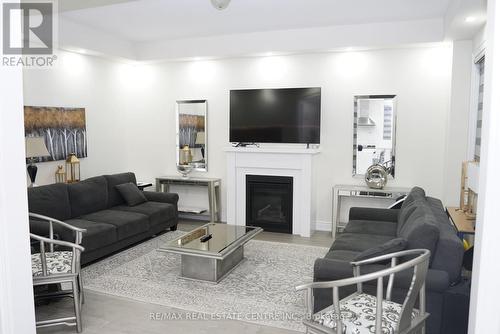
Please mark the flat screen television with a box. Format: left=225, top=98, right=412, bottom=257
left=230, top=87, right=321, bottom=144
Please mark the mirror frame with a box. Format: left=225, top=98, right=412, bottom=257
left=175, top=99, right=208, bottom=172
left=352, top=94, right=397, bottom=178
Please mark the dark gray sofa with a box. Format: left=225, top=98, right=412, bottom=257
left=314, top=187, right=465, bottom=334
left=28, top=172, right=178, bottom=265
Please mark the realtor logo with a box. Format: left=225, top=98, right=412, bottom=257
left=2, top=1, right=57, bottom=67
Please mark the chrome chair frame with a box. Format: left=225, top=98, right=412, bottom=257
left=30, top=213, right=86, bottom=333
left=296, top=249, right=430, bottom=334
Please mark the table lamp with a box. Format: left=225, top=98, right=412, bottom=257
left=195, top=131, right=205, bottom=160
left=25, top=137, right=50, bottom=187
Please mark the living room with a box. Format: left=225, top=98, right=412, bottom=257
left=1, top=0, right=499, bottom=334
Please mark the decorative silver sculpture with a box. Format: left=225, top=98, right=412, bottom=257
left=365, top=164, right=388, bottom=189
left=177, top=164, right=194, bottom=179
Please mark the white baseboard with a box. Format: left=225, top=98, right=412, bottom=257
left=314, top=220, right=332, bottom=232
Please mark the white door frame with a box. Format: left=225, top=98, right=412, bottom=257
left=0, top=0, right=36, bottom=331
left=468, top=0, right=500, bottom=332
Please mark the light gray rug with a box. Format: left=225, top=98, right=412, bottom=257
left=82, top=231, right=328, bottom=331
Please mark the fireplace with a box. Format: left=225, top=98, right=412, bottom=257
left=246, top=175, right=293, bottom=234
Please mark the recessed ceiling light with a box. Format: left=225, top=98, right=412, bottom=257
left=211, top=0, right=231, bottom=10
left=465, top=16, right=477, bottom=23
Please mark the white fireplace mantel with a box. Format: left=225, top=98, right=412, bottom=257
left=225, top=147, right=320, bottom=237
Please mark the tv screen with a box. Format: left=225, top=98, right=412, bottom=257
left=230, top=87, right=321, bottom=144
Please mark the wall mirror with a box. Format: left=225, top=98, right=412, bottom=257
left=353, top=95, right=397, bottom=178
left=176, top=100, right=207, bottom=172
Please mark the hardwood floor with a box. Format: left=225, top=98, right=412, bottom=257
left=36, top=219, right=332, bottom=334
left=36, top=290, right=300, bottom=334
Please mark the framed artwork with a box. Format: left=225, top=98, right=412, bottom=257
left=24, top=106, right=87, bottom=162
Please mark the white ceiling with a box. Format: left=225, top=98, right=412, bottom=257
left=61, top=0, right=453, bottom=43
left=58, top=0, right=136, bottom=13
left=57, top=0, right=487, bottom=61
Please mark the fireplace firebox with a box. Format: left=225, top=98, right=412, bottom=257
left=246, top=175, right=293, bottom=234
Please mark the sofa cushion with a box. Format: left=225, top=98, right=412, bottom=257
left=426, top=197, right=445, bottom=212
left=331, top=233, right=394, bottom=252
left=80, top=210, right=149, bottom=240
left=112, top=201, right=176, bottom=227
left=324, top=250, right=361, bottom=262
left=143, top=191, right=179, bottom=205
left=68, top=176, right=108, bottom=218
left=398, top=205, right=432, bottom=237
left=353, top=238, right=407, bottom=261
left=406, top=221, right=440, bottom=261
left=32, top=251, right=73, bottom=277
left=28, top=183, right=71, bottom=221
left=115, top=182, right=147, bottom=206
left=425, top=205, right=464, bottom=282
left=62, top=218, right=118, bottom=252
left=397, top=187, right=426, bottom=234
left=343, top=220, right=397, bottom=236
left=313, top=293, right=418, bottom=334
left=104, top=173, right=137, bottom=208
left=399, top=206, right=440, bottom=261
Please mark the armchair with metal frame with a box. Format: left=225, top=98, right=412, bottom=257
left=296, top=249, right=430, bottom=334
left=29, top=212, right=86, bottom=333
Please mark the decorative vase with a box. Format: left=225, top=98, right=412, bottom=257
left=177, top=164, right=194, bottom=179
left=365, top=164, right=388, bottom=189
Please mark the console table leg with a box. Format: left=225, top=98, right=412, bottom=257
left=215, top=184, right=221, bottom=221
left=208, top=183, right=217, bottom=222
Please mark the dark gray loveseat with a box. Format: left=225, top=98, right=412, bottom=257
left=314, top=187, right=465, bottom=334
left=28, top=172, right=178, bottom=265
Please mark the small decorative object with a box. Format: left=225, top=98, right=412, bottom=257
left=180, top=145, right=193, bottom=165
left=365, top=164, right=388, bottom=189
left=177, top=164, right=193, bottom=179
left=55, top=165, right=66, bottom=183
left=66, top=153, right=80, bottom=183
left=25, top=137, right=50, bottom=187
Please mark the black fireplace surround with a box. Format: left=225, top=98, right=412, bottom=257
left=246, top=175, right=293, bottom=234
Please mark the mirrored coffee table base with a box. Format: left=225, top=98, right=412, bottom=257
left=158, top=223, right=262, bottom=283
left=180, top=245, right=244, bottom=282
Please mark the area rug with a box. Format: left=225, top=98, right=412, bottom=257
left=82, top=231, right=328, bottom=331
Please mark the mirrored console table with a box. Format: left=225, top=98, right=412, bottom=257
left=332, top=184, right=411, bottom=238
left=156, top=176, right=221, bottom=222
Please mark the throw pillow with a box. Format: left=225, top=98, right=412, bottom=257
left=115, top=182, right=147, bottom=206
left=353, top=238, right=407, bottom=261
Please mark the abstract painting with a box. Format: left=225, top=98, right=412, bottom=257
left=24, top=106, right=87, bottom=162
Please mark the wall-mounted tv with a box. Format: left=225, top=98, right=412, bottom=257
left=230, top=87, right=321, bottom=144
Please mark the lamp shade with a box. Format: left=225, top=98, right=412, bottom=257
left=25, top=137, right=50, bottom=158
left=195, top=131, right=205, bottom=145
left=467, top=161, right=480, bottom=193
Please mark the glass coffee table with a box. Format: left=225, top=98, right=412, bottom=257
left=158, top=223, right=262, bottom=283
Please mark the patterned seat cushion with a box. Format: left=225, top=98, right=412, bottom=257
left=31, top=251, right=73, bottom=277
left=312, top=293, right=418, bottom=334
